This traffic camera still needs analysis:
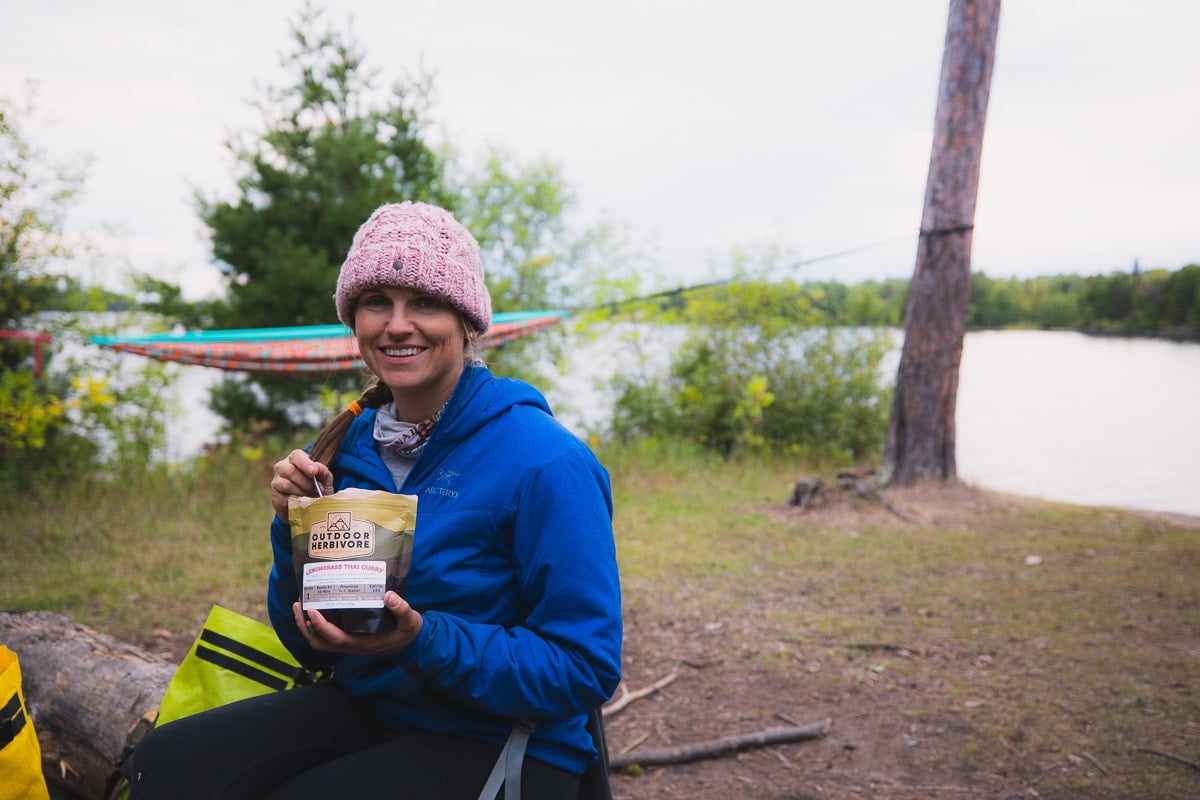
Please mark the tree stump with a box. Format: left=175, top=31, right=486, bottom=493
left=788, top=477, right=824, bottom=508
left=0, top=610, right=175, bottom=800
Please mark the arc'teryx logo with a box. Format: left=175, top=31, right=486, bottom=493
left=428, top=468, right=461, bottom=498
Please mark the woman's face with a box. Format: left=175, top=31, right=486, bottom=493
left=353, top=286, right=468, bottom=420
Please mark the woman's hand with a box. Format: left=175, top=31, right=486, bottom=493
left=293, top=592, right=424, bottom=656
left=270, top=449, right=334, bottom=518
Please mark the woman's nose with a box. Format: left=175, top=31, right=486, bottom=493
left=385, top=307, right=415, bottom=334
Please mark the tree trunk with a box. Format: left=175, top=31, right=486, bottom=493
left=885, top=0, right=1002, bottom=485
left=0, top=610, right=175, bottom=800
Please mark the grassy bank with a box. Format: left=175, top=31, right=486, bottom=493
left=4, top=444, right=1198, bottom=798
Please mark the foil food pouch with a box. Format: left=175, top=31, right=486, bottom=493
left=288, top=488, right=416, bottom=634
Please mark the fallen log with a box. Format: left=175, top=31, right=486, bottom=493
left=609, top=717, right=832, bottom=769
left=0, top=610, right=175, bottom=800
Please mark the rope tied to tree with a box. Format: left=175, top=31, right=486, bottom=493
left=918, top=224, right=975, bottom=239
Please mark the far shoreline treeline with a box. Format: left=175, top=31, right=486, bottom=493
left=637, top=262, right=1200, bottom=341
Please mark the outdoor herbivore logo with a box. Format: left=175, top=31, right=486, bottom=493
left=309, top=511, right=376, bottom=559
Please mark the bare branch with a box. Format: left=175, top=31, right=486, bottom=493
left=609, top=718, right=832, bottom=769
left=602, top=671, right=678, bottom=718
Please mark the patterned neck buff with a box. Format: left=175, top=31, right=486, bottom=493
left=373, top=401, right=447, bottom=457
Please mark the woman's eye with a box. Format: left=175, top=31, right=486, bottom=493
left=361, top=295, right=390, bottom=309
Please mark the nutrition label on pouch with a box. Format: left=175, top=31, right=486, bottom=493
left=302, top=560, right=387, bottom=609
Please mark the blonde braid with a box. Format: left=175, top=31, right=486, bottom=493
left=309, top=382, right=392, bottom=467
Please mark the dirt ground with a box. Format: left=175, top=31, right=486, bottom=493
left=605, top=611, right=1007, bottom=800
left=601, top=483, right=1200, bottom=800
left=604, top=483, right=991, bottom=800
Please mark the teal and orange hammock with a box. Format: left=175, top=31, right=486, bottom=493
left=91, top=310, right=565, bottom=374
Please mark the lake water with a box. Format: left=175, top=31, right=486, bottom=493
left=955, top=330, right=1200, bottom=518
left=103, top=326, right=1200, bottom=518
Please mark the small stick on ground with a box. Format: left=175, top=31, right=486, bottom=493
left=1079, top=751, right=1111, bottom=775
left=883, top=787, right=986, bottom=795
left=1135, top=746, right=1200, bottom=772
left=618, top=731, right=651, bottom=755
left=609, top=718, right=832, bottom=768
left=771, top=746, right=795, bottom=769
left=603, top=671, right=678, bottom=718
left=848, top=642, right=917, bottom=655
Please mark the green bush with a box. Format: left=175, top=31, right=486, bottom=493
left=611, top=324, right=892, bottom=463
left=758, top=328, right=893, bottom=463
left=0, top=368, right=68, bottom=464
left=0, top=322, right=179, bottom=488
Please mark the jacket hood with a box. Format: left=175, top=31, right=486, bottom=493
left=332, top=365, right=552, bottom=487
left=434, top=364, right=552, bottom=445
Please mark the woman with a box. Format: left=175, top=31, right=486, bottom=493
left=127, top=202, right=622, bottom=799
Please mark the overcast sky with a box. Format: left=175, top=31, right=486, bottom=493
left=4, top=1, right=1198, bottom=302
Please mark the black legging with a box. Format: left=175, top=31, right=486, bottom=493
left=125, top=681, right=580, bottom=799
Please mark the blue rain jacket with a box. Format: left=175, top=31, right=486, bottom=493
left=267, top=365, right=622, bottom=773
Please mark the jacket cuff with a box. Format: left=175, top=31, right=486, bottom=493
left=394, top=610, right=441, bottom=677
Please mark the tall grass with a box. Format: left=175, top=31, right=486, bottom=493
left=3, top=453, right=276, bottom=639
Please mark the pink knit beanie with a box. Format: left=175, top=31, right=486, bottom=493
left=334, top=202, right=492, bottom=334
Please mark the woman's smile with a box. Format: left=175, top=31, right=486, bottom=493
left=354, top=286, right=468, bottom=420
left=379, top=344, right=425, bottom=358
